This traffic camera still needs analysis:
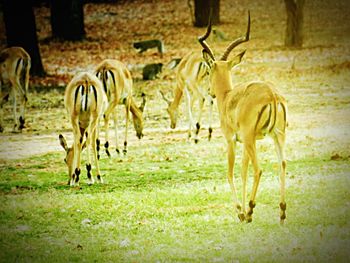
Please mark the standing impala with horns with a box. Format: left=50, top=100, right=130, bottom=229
left=0, top=47, right=31, bottom=132
left=95, top=59, right=146, bottom=156
left=59, top=72, right=107, bottom=186
left=199, top=11, right=288, bottom=223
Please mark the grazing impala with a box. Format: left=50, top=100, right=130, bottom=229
left=160, top=51, right=213, bottom=143
left=0, top=47, right=31, bottom=132
left=198, top=12, right=288, bottom=223
left=59, top=72, right=107, bottom=186
left=95, top=59, right=146, bottom=156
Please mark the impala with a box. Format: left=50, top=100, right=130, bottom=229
left=59, top=72, right=108, bottom=186
left=199, top=12, right=288, bottom=223
left=0, top=46, right=31, bottom=132
left=160, top=51, right=213, bottom=143
left=95, top=59, right=146, bottom=156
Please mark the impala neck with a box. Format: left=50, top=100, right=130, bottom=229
left=170, top=86, right=183, bottom=110
left=212, top=65, right=233, bottom=110
left=129, top=98, right=142, bottom=120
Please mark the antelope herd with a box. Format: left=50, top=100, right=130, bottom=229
left=0, top=11, right=288, bottom=223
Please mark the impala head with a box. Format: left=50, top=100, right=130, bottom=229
left=160, top=90, right=177, bottom=129
left=132, top=93, right=147, bottom=139
left=59, top=134, right=74, bottom=177
left=59, top=134, right=86, bottom=177
left=198, top=11, right=250, bottom=98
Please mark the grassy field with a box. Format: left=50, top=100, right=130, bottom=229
left=1, top=0, right=350, bottom=262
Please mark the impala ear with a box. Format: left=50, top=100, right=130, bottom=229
left=202, top=49, right=215, bottom=69
left=228, top=50, right=246, bottom=69
left=59, top=134, right=69, bottom=152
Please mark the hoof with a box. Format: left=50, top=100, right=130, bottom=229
left=97, top=175, right=103, bottom=184
left=194, top=139, right=199, bottom=144
left=87, top=181, right=94, bottom=186
left=19, top=117, right=25, bottom=130
left=246, top=216, right=252, bottom=223
left=238, top=213, right=245, bottom=222
left=280, top=219, right=285, bottom=225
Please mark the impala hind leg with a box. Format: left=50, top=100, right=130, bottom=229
left=103, top=112, right=111, bottom=157
left=244, top=141, right=261, bottom=223
left=113, top=109, right=120, bottom=154
left=227, top=139, right=244, bottom=221
left=240, top=148, right=250, bottom=221
left=273, top=131, right=287, bottom=224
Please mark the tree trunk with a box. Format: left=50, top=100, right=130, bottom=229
left=50, top=0, right=85, bottom=41
left=194, top=0, right=220, bottom=27
left=2, top=0, right=45, bottom=76
left=284, top=0, right=305, bottom=48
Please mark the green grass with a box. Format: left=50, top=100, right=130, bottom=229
left=0, top=137, right=349, bottom=262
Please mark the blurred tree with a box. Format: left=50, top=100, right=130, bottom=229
left=2, top=0, right=45, bottom=76
left=284, top=0, right=305, bottom=47
left=191, top=0, right=220, bottom=27
left=50, top=0, right=85, bottom=41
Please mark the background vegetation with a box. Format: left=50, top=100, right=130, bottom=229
left=0, top=0, right=349, bottom=262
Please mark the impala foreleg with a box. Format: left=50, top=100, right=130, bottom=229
left=103, top=101, right=118, bottom=157
left=71, top=119, right=82, bottom=186
left=194, top=97, right=205, bottom=144
left=226, top=139, right=244, bottom=221
left=85, top=131, right=94, bottom=185
left=123, top=98, right=131, bottom=155
left=184, top=87, right=194, bottom=140
left=18, top=92, right=27, bottom=130
left=93, top=132, right=103, bottom=183
left=11, top=89, right=18, bottom=131
left=207, top=95, right=214, bottom=141
left=0, top=86, right=9, bottom=132
left=91, top=120, right=103, bottom=183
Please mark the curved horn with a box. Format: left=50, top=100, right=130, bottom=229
left=220, top=10, right=250, bottom=61
left=198, top=12, right=215, bottom=61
